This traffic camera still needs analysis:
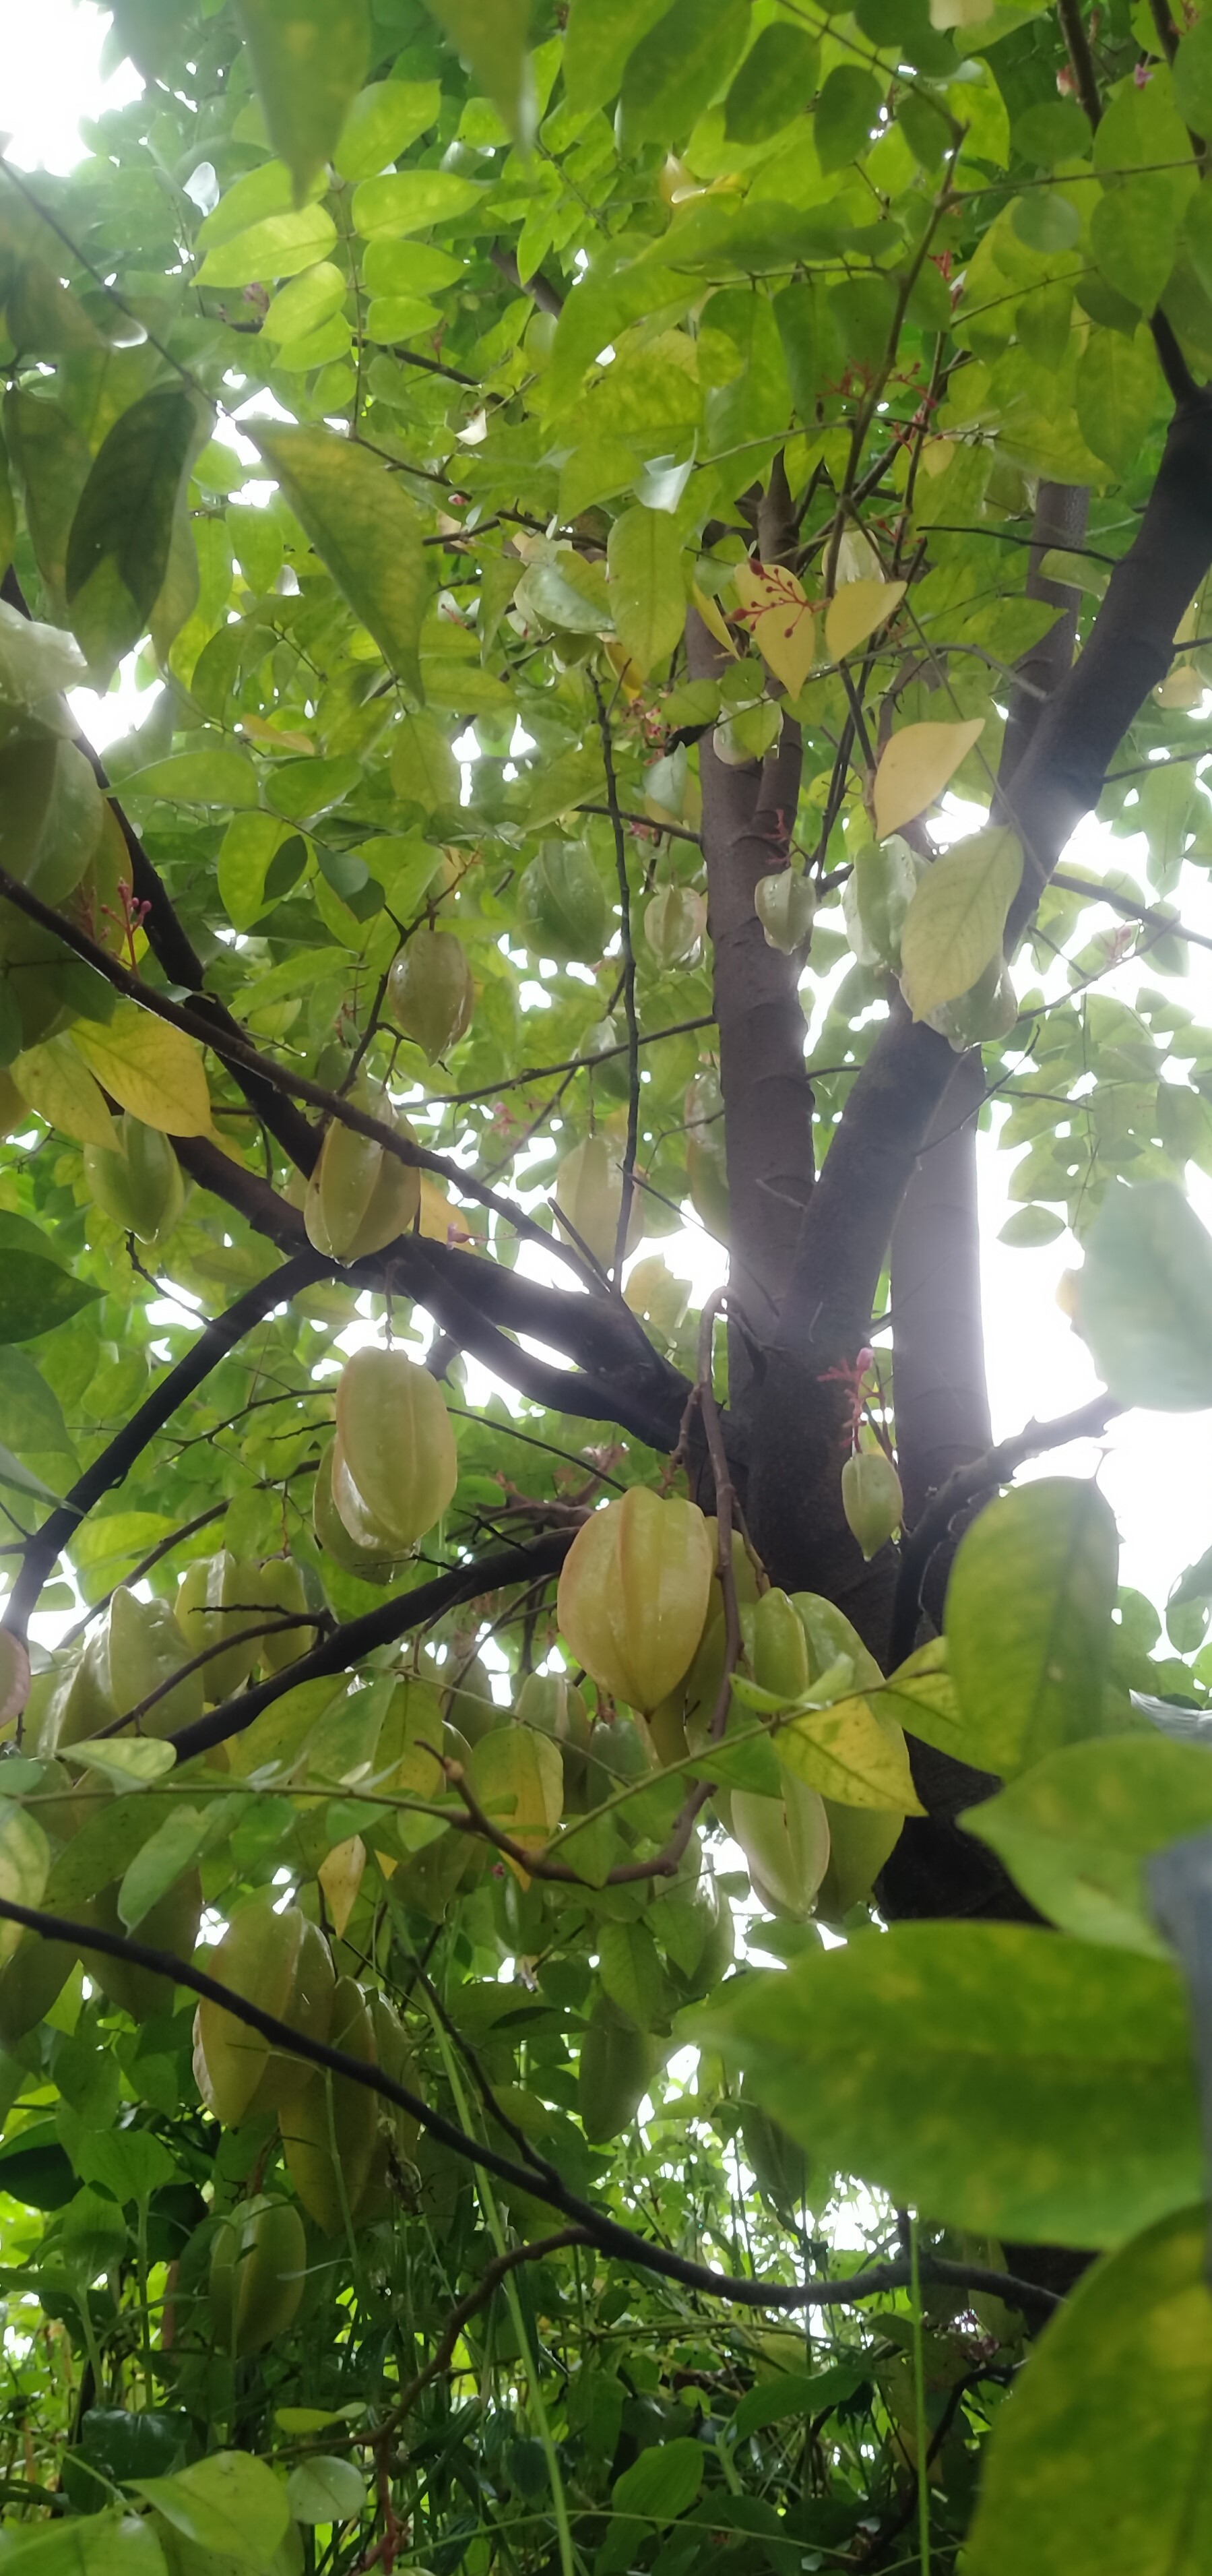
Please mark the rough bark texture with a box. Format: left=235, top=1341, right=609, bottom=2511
left=889, top=1050, right=991, bottom=1542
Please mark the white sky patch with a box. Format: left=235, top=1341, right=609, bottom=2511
left=3, top=1, right=140, bottom=176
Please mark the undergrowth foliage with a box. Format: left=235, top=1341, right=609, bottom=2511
left=3, top=1, right=1212, bottom=2569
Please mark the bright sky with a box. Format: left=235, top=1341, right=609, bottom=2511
left=7, top=3, right=1211, bottom=1629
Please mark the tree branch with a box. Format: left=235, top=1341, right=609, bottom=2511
left=3, top=1253, right=324, bottom=1639
left=1056, top=0, right=1102, bottom=127
left=0, top=1890, right=1059, bottom=2317
left=889, top=1389, right=1124, bottom=1671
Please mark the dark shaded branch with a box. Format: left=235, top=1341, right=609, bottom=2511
left=490, top=241, right=564, bottom=320
left=889, top=1050, right=991, bottom=1545
left=377, top=2232, right=592, bottom=2440
left=996, top=482, right=1089, bottom=794
left=1056, top=0, right=1102, bottom=127
left=1052, top=869, right=1212, bottom=954
left=168, top=1530, right=577, bottom=1761
left=1147, top=0, right=1180, bottom=59
left=0, top=1891, right=1059, bottom=2317
left=3, top=1253, right=323, bottom=1639
left=889, top=1389, right=1124, bottom=1672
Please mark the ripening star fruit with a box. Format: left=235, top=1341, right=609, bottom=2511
left=333, top=1344, right=458, bottom=1552
left=515, top=1670, right=591, bottom=1796
left=176, top=1552, right=266, bottom=1702
left=251, top=1557, right=317, bottom=1674
left=556, top=1486, right=713, bottom=1713
left=313, top=1441, right=406, bottom=1584
left=841, top=1449, right=904, bottom=1561
left=644, top=883, right=707, bottom=970
left=208, top=2196, right=306, bottom=2358
left=755, top=869, right=816, bottom=955
left=516, top=840, right=610, bottom=964
left=193, top=1895, right=336, bottom=2128
left=280, top=1976, right=378, bottom=2233
left=304, top=1098, right=420, bottom=1262
left=83, top=1114, right=184, bottom=1246
left=82, top=1873, right=202, bottom=2023
left=748, top=1587, right=810, bottom=1707
left=732, top=1774, right=831, bottom=1920
left=552, top=1133, right=638, bottom=1269
left=387, top=926, right=474, bottom=1061
left=100, top=1584, right=203, bottom=1736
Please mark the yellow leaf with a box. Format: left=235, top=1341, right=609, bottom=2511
left=418, top=1172, right=478, bottom=1248
left=318, top=1835, right=366, bottom=1937
left=11, top=1036, right=118, bottom=1149
left=73, top=1001, right=213, bottom=1136
left=872, top=718, right=986, bottom=838
left=899, top=826, right=1023, bottom=1021
left=825, top=578, right=906, bottom=664
left=734, top=559, right=816, bottom=697
left=690, top=581, right=736, bottom=658
left=777, top=1699, right=925, bottom=1814
left=1155, top=665, right=1203, bottom=709
left=239, top=712, right=316, bottom=756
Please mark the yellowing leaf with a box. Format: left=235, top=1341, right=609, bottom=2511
left=899, top=827, right=1023, bottom=1021
left=319, top=1834, right=366, bottom=1936
left=872, top=718, right=986, bottom=838
left=73, top=1003, right=213, bottom=1137
left=825, top=578, right=906, bottom=663
left=607, top=506, right=685, bottom=677
left=777, top=1701, right=925, bottom=1814
left=418, top=1172, right=478, bottom=1247
left=1155, top=665, right=1204, bottom=708
left=12, top=1036, right=118, bottom=1148
left=734, top=559, right=816, bottom=697
left=691, top=579, right=736, bottom=658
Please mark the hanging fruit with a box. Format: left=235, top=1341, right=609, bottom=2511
left=552, top=1133, right=637, bottom=1269
left=557, top=1486, right=713, bottom=1713
left=82, top=1873, right=202, bottom=2023
left=334, top=1344, right=458, bottom=1552
left=747, top=1587, right=810, bottom=1707
left=816, top=1797, right=903, bottom=1920
left=280, top=1976, right=378, bottom=2232
left=516, top=840, right=610, bottom=963
left=515, top=1671, right=591, bottom=1800
left=313, top=1441, right=406, bottom=1585
left=922, top=956, right=1018, bottom=1053
left=842, top=838, right=925, bottom=971
left=193, top=1895, right=336, bottom=2128
left=732, top=1773, right=831, bottom=1919
left=176, top=1551, right=267, bottom=1703
left=208, top=2196, right=307, bottom=2358
left=83, top=1114, right=184, bottom=1246
left=643, top=883, right=707, bottom=970
left=387, top=927, right=474, bottom=1061
left=755, top=869, right=815, bottom=955
left=102, top=1584, right=203, bottom=1736
left=841, top=1449, right=903, bottom=1561
left=441, top=1648, right=502, bottom=1745
left=250, top=1557, right=318, bottom=1673
left=304, top=1096, right=420, bottom=1262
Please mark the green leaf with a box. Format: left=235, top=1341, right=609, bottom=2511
left=563, top=0, right=672, bottom=116
left=1076, top=1180, right=1212, bottom=1408
left=612, top=2437, right=704, bottom=2524
left=0, top=1798, right=49, bottom=1966
left=0, top=2513, right=168, bottom=2574
left=333, top=79, right=441, bottom=179
left=1173, top=17, right=1212, bottom=142
left=606, top=506, right=684, bottom=675
left=1076, top=327, right=1161, bottom=476
left=965, top=2204, right=1212, bottom=2575
left=597, top=1920, right=669, bottom=2031
left=697, top=1924, right=1201, bottom=2247
left=195, top=201, right=339, bottom=288
left=963, top=1733, right=1212, bottom=1957
left=724, top=26, right=819, bottom=144
left=233, top=0, right=372, bottom=203
left=0, top=1253, right=99, bottom=1344
left=730, top=2369, right=864, bottom=2439
left=815, top=66, right=883, bottom=175
left=78, top=2128, right=179, bottom=2206
left=618, top=0, right=748, bottom=150
left=69, top=1740, right=178, bottom=1791
left=261, top=261, right=347, bottom=346
left=423, top=1, right=534, bottom=148
left=117, top=1802, right=220, bottom=1930
left=251, top=423, right=430, bottom=701
left=351, top=169, right=486, bottom=239
left=1090, top=179, right=1176, bottom=317
left=133, top=2453, right=290, bottom=2568
left=285, top=2455, right=368, bottom=2523
left=65, top=390, right=208, bottom=685
left=899, top=827, right=1022, bottom=1019
left=945, top=1478, right=1119, bottom=1777
left=124, top=749, right=261, bottom=809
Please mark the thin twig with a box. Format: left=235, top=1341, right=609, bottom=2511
left=589, top=673, right=641, bottom=1280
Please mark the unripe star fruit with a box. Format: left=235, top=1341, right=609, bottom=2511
left=250, top=1556, right=317, bottom=1674
left=193, top=1895, right=336, bottom=2127
left=313, top=1441, right=406, bottom=1586
left=732, top=1773, right=831, bottom=1920
left=176, top=1550, right=268, bottom=1703
left=516, top=840, right=610, bottom=964
left=304, top=1097, right=420, bottom=1263
left=755, top=869, right=815, bottom=955
left=841, top=1449, right=903, bottom=1561
left=208, top=2195, right=307, bottom=2358
left=643, top=883, right=706, bottom=970
left=279, top=1975, right=377, bottom=2232
left=557, top=1487, right=713, bottom=1714
left=83, top=1873, right=202, bottom=2023
left=333, top=1344, right=458, bottom=1552
left=515, top=1671, right=591, bottom=1796
left=552, top=1133, right=639, bottom=1269
left=747, top=1587, right=810, bottom=1706
left=387, top=926, right=474, bottom=1061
